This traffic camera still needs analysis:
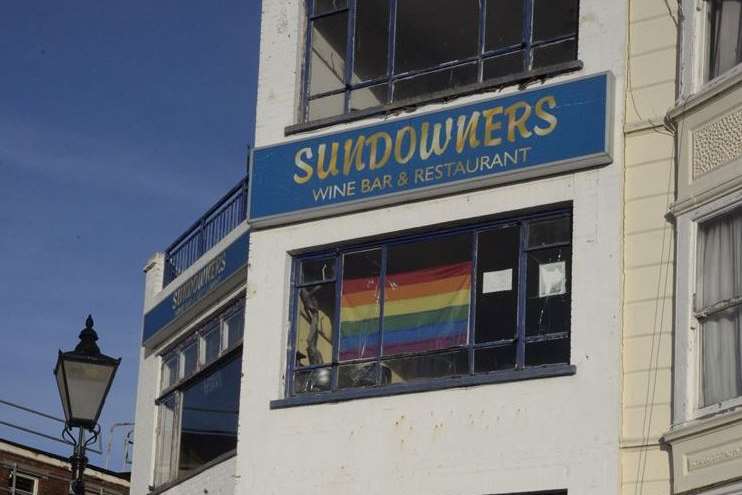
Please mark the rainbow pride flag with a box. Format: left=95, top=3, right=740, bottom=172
left=339, top=261, right=471, bottom=360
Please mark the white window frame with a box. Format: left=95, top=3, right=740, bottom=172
left=675, top=188, right=742, bottom=423
left=10, top=472, right=38, bottom=495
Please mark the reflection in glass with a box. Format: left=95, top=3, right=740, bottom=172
left=532, top=0, right=579, bottom=42
left=295, top=284, right=336, bottom=367
left=394, top=63, right=478, bottom=102
left=225, top=307, right=244, bottom=349
left=395, top=0, right=479, bottom=73
left=178, top=355, right=240, bottom=477
left=350, top=84, right=389, bottom=111
left=384, top=235, right=472, bottom=356
left=301, top=257, right=336, bottom=284
left=314, top=0, right=348, bottom=15
left=528, top=216, right=571, bottom=248
left=294, top=367, right=333, bottom=393
left=203, top=326, right=221, bottom=364
left=485, top=0, right=523, bottom=51
left=337, top=362, right=379, bottom=389
left=384, top=350, right=469, bottom=383
left=309, top=12, right=348, bottom=95
left=161, top=356, right=178, bottom=391
left=353, top=0, right=389, bottom=82
left=532, top=39, right=578, bottom=69
left=340, top=249, right=382, bottom=361
left=475, top=345, right=516, bottom=372
left=483, top=52, right=525, bottom=80
left=525, top=247, right=571, bottom=336
left=475, top=226, right=519, bottom=343
left=154, top=395, right=178, bottom=486
left=182, top=341, right=198, bottom=378
left=308, top=93, right=346, bottom=121
left=525, top=339, right=570, bottom=366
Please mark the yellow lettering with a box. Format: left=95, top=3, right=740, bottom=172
left=394, top=126, right=417, bottom=164
left=534, top=95, right=558, bottom=136
left=367, top=131, right=393, bottom=170
left=482, top=107, right=504, bottom=147
left=316, top=142, right=340, bottom=180
left=343, top=136, right=366, bottom=175
left=505, top=101, right=533, bottom=143
left=420, top=119, right=453, bottom=160
left=455, top=111, right=481, bottom=153
left=293, top=147, right=314, bottom=184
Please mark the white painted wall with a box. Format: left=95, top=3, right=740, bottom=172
left=242, top=0, right=627, bottom=493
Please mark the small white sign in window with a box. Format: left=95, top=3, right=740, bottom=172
left=482, top=269, right=513, bottom=294
left=539, top=261, right=567, bottom=297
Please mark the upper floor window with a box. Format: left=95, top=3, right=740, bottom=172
left=303, top=0, right=580, bottom=122
left=696, top=206, right=742, bottom=406
left=707, top=0, right=742, bottom=80
left=8, top=473, right=37, bottom=495
left=286, top=209, right=572, bottom=399
left=153, top=299, right=244, bottom=488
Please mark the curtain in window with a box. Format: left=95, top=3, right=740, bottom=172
left=709, top=0, right=742, bottom=78
left=699, top=210, right=742, bottom=406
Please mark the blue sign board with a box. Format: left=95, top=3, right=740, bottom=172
left=142, top=231, right=249, bottom=344
left=249, top=72, right=613, bottom=226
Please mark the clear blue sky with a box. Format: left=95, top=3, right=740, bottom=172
left=0, top=1, right=260, bottom=471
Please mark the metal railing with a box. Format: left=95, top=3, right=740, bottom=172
left=164, top=177, right=248, bottom=287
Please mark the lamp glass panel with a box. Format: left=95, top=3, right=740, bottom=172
left=55, top=363, right=70, bottom=421
left=64, top=360, right=115, bottom=423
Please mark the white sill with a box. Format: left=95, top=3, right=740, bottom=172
left=669, top=63, right=742, bottom=121
left=664, top=401, right=742, bottom=443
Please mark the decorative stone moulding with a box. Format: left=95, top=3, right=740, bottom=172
left=692, top=107, right=742, bottom=179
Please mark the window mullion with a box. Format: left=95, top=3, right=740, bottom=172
left=376, top=245, right=389, bottom=385
left=478, top=0, right=486, bottom=82
left=468, top=232, right=479, bottom=375
left=343, top=0, right=357, bottom=113
left=387, top=0, right=398, bottom=103
left=515, top=222, right=529, bottom=368
left=523, top=0, right=535, bottom=71
left=287, top=261, right=301, bottom=396
left=302, top=0, right=314, bottom=122
left=331, top=256, right=344, bottom=391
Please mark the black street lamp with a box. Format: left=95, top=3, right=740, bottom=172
left=54, top=315, right=120, bottom=495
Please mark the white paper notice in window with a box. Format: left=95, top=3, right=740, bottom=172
left=482, top=269, right=513, bottom=294
left=539, top=261, right=566, bottom=297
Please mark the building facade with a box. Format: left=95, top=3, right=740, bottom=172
left=1, top=438, right=129, bottom=495
left=129, top=0, right=742, bottom=494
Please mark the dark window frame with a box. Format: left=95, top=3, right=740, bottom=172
left=278, top=207, right=574, bottom=407
left=295, top=0, right=581, bottom=131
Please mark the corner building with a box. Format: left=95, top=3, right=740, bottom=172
left=131, top=1, right=629, bottom=494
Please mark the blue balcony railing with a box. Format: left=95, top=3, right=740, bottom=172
left=163, top=177, right=248, bottom=287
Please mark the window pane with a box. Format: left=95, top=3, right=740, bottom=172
left=353, top=0, right=389, bottom=82
left=203, top=326, right=221, bottom=364
left=475, top=344, right=516, bottom=372
left=525, top=247, right=571, bottom=336
left=161, top=356, right=178, bottom=391
left=294, top=366, right=333, bottom=393
left=525, top=338, right=570, bottom=366
left=225, top=307, right=244, bottom=349
left=483, top=51, right=525, bottom=80
left=308, top=93, right=346, bottom=121
left=532, top=38, right=578, bottom=69
left=393, top=63, right=478, bottom=102
left=300, top=257, right=336, bottom=284
left=350, top=84, right=389, bottom=111
left=528, top=216, right=571, bottom=248
left=295, top=284, right=336, bottom=367
left=383, top=349, right=469, bottom=384
left=314, top=0, right=348, bottom=15
left=13, top=476, right=36, bottom=494
left=154, top=395, right=178, bottom=487
left=182, top=341, right=199, bottom=378
left=395, top=0, right=480, bottom=73
left=701, top=307, right=742, bottom=405
left=476, top=225, right=520, bottom=343
left=340, top=249, right=382, bottom=360
left=709, top=0, right=742, bottom=78
left=532, top=0, right=579, bottom=42
left=309, top=12, right=348, bottom=95
left=337, top=362, right=379, bottom=389
left=485, top=0, right=524, bottom=51
left=383, top=234, right=472, bottom=356
left=178, top=355, right=241, bottom=477
left=697, top=208, right=742, bottom=308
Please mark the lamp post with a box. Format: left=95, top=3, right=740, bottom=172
left=54, top=315, right=120, bottom=495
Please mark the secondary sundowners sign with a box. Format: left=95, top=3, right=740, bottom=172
left=248, top=72, right=613, bottom=226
